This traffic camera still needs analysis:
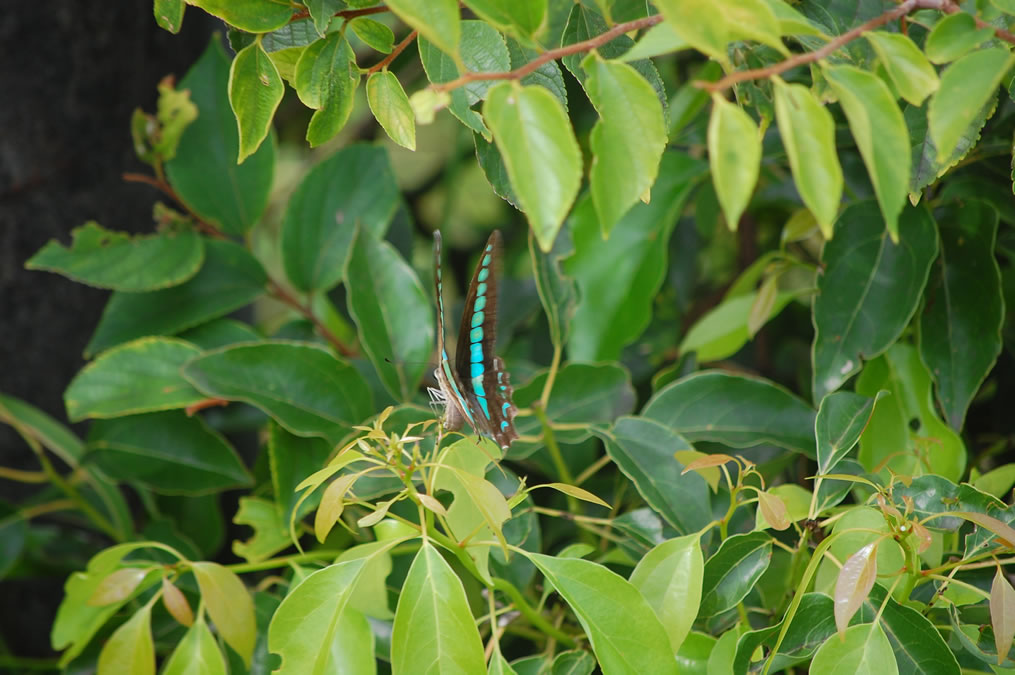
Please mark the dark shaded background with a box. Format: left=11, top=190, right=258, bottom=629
left=1, top=3, right=215, bottom=658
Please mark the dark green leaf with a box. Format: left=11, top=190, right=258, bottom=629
left=856, top=584, right=959, bottom=675
left=907, top=97, right=997, bottom=195
left=509, top=37, right=566, bottom=108
left=268, top=421, right=331, bottom=524
left=699, top=531, right=772, bottom=617
left=733, top=593, right=835, bottom=673
left=530, top=228, right=577, bottom=348
left=154, top=0, right=185, bottom=34
left=177, top=318, right=262, bottom=350
left=816, top=391, right=880, bottom=475
left=550, top=649, right=595, bottom=675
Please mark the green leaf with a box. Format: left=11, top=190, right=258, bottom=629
left=366, top=71, right=415, bottom=150
left=919, top=200, right=1002, bottom=430
left=165, top=39, right=274, bottom=235
left=65, top=337, right=203, bottom=421
left=178, top=318, right=262, bottom=350
left=856, top=344, right=966, bottom=481
left=187, top=0, right=293, bottom=32
left=708, top=95, right=761, bottom=230
left=294, top=32, right=360, bottom=146
left=344, top=228, right=433, bottom=402
left=184, top=342, right=372, bottom=444
left=97, top=603, right=155, bottom=675
left=733, top=593, right=835, bottom=673
left=349, top=17, right=394, bottom=53
left=930, top=48, right=1014, bottom=163
left=679, top=289, right=796, bottom=362
left=232, top=497, right=291, bottom=563
left=857, top=584, right=959, bottom=675
left=595, top=417, right=712, bottom=535
left=925, top=12, right=995, bottom=64
left=530, top=229, right=577, bottom=348
left=761, top=0, right=822, bottom=36
left=269, top=421, right=331, bottom=525
left=654, top=0, right=729, bottom=62
left=864, top=32, right=939, bottom=106
left=565, top=152, right=707, bottom=360
left=907, top=95, right=997, bottom=194
left=699, top=531, right=772, bottom=617
left=644, top=371, right=817, bottom=457
left=281, top=143, right=400, bottom=293
left=386, top=0, right=460, bottom=57
left=824, top=65, right=910, bottom=241
left=463, top=0, right=546, bottom=40
left=191, top=562, right=256, bottom=667
left=163, top=616, right=227, bottom=675
left=620, top=21, right=689, bottom=62
left=391, top=543, right=487, bottom=673
left=84, top=239, right=267, bottom=356
left=810, top=622, right=898, bottom=675
left=87, top=411, right=252, bottom=494
left=812, top=201, right=938, bottom=400
left=815, top=391, right=880, bottom=475
left=229, top=41, right=283, bottom=163
left=154, top=0, right=185, bottom=33
left=306, top=0, right=343, bottom=34
left=582, top=53, right=666, bottom=236
left=550, top=650, right=596, bottom=675
left=974, top=464, right=1015, bottom=500
left=483, top=82, right=582, bottom=252
left=629, top=535, right=704, bottom=654
left=528, top=553, right=679, bottom=674
left=25, top=222, right=204, bottom=291
left=773, top=77, right=842, bottom=236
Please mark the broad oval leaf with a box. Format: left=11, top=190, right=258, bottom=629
left=864, top=32, right=938, bottom=106
left=65, top=338, right=204, bottom=421
left=834, top=542, right=878, bottom=635
left=187, top=0, right=292, bottom=33
left=463, top=0, right=546, bottom=40
left=809, top=622, right=898, bottom=675
left=773, top=77, right=842, bottom=236
left=26, top=222, right=204, bottom=292
left=191, top=561, right=256, bottom=667
left=483, top=82, right=582, bottom=252
left=654, top=0, right=729, bottom=62
left=90, top=568, right=149, bottom=606
left=699, top=531, right=772, bottom=617
left=629, top=534, right=704, bottom=654
left=165, top=39, right=274, bottom=235
left=815, top=391, right=880, bottom=475
left=162, top=616, right=227, bottom=675
left=385, top=0, right=460, bottom=58
left=644, top=370, right=817, bottom=457
left=183, top=341, right=373, bottom=445
left=528, top=552, right=679, bottom=674
left=812, top=201, right=938, bottom=401
left=294, top=32, right=360, bottom=146
left=366, top=71, right=415, bottom=150
left=708, top=95, right=761, bottom=230
left=229, top=41, right=283, bottom=163
left=856, top=583, right=959, bottom=674
left=349, top=17, right=394, bottom=53
left=925, top=12, right=994, bottom=64
left=732, top=593, right=836, bottom=674
left=344, top=227, right=433, bottom=402
left=679, top=289, right=796, bottom=362
left=97, top=603, right=155, bottom=675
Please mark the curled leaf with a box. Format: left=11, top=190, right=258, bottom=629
left=757, top=490, right=790, bottom=531
left=834, top=542, right=878, bottom=636
left=682, top=453, right=737, bottom=474
left=418, top=493, right=448, bottom=516
left=538, top=483, right=611, bottom=509
left=992, top=567, right=1015, bottom=664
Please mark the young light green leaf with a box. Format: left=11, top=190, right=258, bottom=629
left=620, top=21, right=689, bottom=62
left=992, top=567, right=1015, bottom=662
left=654, top=0, right=729, bottom=62
left=349, top=17, right=394, bottom=53
left=314, top=474, right=357, bottom=543
left=834, top=542, right=878, bottom=636
left=483, top=82, right=582, bottom=252
left=629, top=535, right=704, bottom=654
left=680, top=290, right=796, bottom=362
left=385, top=0, right=460, bottom=57
left=191, top=562, right=255, bottom=667
left=582, top=53, right=666, bottom=236
left=810, top=622, right=898, bottom=674
left=757, top=491, right=789, bottom=531
left=865, top=32, right=938, bottom=106
left=930, top=48, right=1013, bottom=163
left=89, top=568, right=149, bottom=606
left=925, top=12, right=994, bottom=64
left=391, top=543, right=487, bottom=674
left=162, top=615, right=226, bottom=675
left=721, top=0, right=787, bottom=55
left=294, top=32, right=360, bottom=146
left=97, top=603, right=154, bottom=675
left=161, top=577, right=194, bottom=628
left=708, top=95, right=761, bottom=231
left=366, top=71, right=415, bottom=150
left=747, top=276, right=778, bottom=337
left=463, top=0, right=546, bottom=40
left=187, top=0, right=292, bottom=33
left=773, top=78, right=842, bottom=236
left=229, top=41, right=283, bottom=163
left=823, top=65, right=909, bottom=242
left=537, top=483, right=610, bottom=509
left=417, top=493, right=448, bottom=517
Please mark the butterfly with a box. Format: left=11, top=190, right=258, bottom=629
left=430, top=230, right=518, bottom=449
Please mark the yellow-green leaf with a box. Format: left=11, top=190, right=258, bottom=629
left=229, top=41, right=283, bottom=163
left=366, top=71, right=416, bottom=150
left=992, top=567, right=1015, bottom=663
left=385, top=0, right=460, bottom=58
left=654, top=0, right=729, bottom=62
left=186, top=0, right=292, bottom=33
left=191, top=562, right=255, bottom=667
left=864, top=32, right=939, bottom=106
left=97, top=604, right=155, bottom=675
left=708, top=95, right=761, bottom=231
left=539, top=483, right=611, bottom=509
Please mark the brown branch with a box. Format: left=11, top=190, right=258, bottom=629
left=122, top=172, right=227, bottom=239
left=368, top=30, right=418, bottom=74
left=431, top=15, right=663, bottom=93
left=266, top=280, right=358, bottom=358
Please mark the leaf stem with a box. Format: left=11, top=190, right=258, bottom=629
left=226, top=549, right=344, bottom=574
left=367, top=30, right=418, bottom=74
left=539, top=343, right=562, bottom=409
left=492, top=577, right=577, bottom=648
left=265, top=279, right=358, bottom=357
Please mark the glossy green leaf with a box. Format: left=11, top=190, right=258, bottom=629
left=294, top=32, right=360, bottom=146
left=856, top=344, right=966, bottom=481
left=269, top=421, right=331, bottom=524
left=366, top=71, right=415, bottom=150
left=187, top=0, right=292, bottom=33
left=974, top=464, right=1015, bottom=500
left=812, top=202, right=938, bottom=401
left=26, top=222, right=204, bottom=291
left=165, top=39, right=274, bottom=235
left=528, top=552, right=679, bottom=674
left=565, top=152, right=706, bottom=360
left=733, top=593, right=835, bottom=673
left=350, top=17, right=394, bottom=53
left=385, top=0, right=460, bottom=57
left=232, top=497, right=291, bottom=562
left=177, top=318, right=262, bottom=350
left=65, top=338, right=203, bottom=421
left=183, top=342, right=372, bottom=445
left=907, top=95, right=997, bottom=195
left=676, top=632, right=716, bottom=673
left=864, top=32, right=939, bottom=107
left=87, top=411, right=251, bottom=494
left=654, top=0, right=729, bottom=62
left=930, top=48, right=1013, bottom=163
left=154, top=0, right=185, bottom=33
left=708, top=95, right=761, bottom=230
left=530, top=228, right=577, bottom=348
left=345, top=228, right=432, bottom=401
left=306, top=0, right=342, bottom=34
left=97, top=603, right=154, bottom=675
left=163, top=616, right=227, bottom=675
left=483, top=82, right=582, bottom=252
left=629, top=535, right=704, bottom=653
left=699, top=531, right=772, bottom=617
left=582, top=53, right=666, bottom=236
left=391, top=543, right=487, bottom=674
left=918, top=201, right=1002, bottom=431
left=679, top=289, right=796, bottom=362
left=281, top=144, right=399, bottom=293
left=925, top=12, right=994, bottom=64
left=596, top=417, right=712, bottom=535
left=644, top=371, right=817, bottom=457
left=229, top=41, right=283, bottom=163
left=857, top=583, right=959, bottom=674
left=463, top=0, right=546, bottom=40
left=550, top=650, right=595, bottom=675
left=810, top=622, right=898, bottom=675
left=191, top=562, right=255, bottom=667
left=816, top=391, right=880, bottom=475
left=85, top=239, right=267, bottom=356
left=773, top=77, right=842, bottom=236
left=824, top=65, right=909, bottom=241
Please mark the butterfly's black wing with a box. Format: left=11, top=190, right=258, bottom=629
left=453, top=230, right=518, bottom=448
left=432, top=230, right=470, bottom=433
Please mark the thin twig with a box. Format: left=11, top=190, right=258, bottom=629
left=267, top=280, right=358, bottom=357
left=367, top=30, right=418, bottom=74
left=122, top=172, right=226, bottom=239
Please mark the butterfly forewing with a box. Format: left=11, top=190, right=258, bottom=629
left=432, top=231, right=472, bottom=433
